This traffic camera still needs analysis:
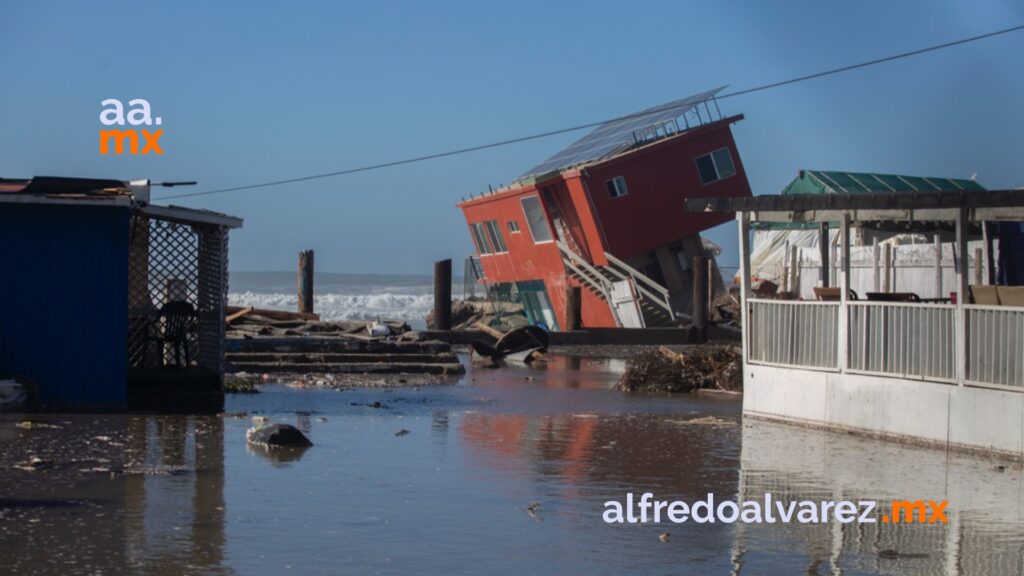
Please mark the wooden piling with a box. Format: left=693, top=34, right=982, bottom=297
left=434, top=259, right=452, bottom=331
left=692, top=255, right=708, bottom=342
left=298, top=250, right=314, bottom=314
left=565, top=285, right=581, bottom=330
left=974, top=248, right=983, bottom=287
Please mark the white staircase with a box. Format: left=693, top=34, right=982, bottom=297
left=556, top=242, right=677, bottom=328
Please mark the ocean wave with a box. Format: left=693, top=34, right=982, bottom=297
left=228, top=291, right=435, bottom=325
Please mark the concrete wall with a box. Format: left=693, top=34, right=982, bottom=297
left=744, top=363, right=1024, bottom=459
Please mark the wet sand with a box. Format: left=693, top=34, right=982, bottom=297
left=2, top=354, right=1023, bottom=575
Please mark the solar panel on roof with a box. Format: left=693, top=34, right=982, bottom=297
left=521, top=86, right=727, bottom=177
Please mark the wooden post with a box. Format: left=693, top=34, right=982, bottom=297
left=983, top=221, right=996, bottom=284
left=838, top=213, right=850, bottom=372
left=871, top=237, right=880, bottom=293
left=818, top=222, right=830, bottom=287
left=434, top=259, right=452, bottom=331
left=974, top=248, right=983, bottom=287
left=692, top=255, right=708, bottom=343
left=782, top=241, right=791, bottom=292
left=565, top=285, right=581, bottom=331
left=789, top=247, right=799, bottom=298
left=882, top=243, right=892, bottom=292
left=298, top=250, right=314, bottom=314
left=707, top=259, right=714, bottom=317
left=956, top=207, right=968, bottom=386
left=738, top=213, right=752, bottom=365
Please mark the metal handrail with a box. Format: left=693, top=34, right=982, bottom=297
left=603, top=251, right=673, bottom=315
left=603, top=251, right=671, bottom=298
left=562, top=258, right=608, bottom=296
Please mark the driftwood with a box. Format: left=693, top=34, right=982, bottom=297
left=225, top=306, right=255, bottom=324
left=226, top=306, right=320, bottom=322
left=474, top=321, right=505, bottom=341
left=616, top=345, right=742, bottom=393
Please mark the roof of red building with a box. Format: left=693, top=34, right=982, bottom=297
left=520, top=86, right=726, bottom=178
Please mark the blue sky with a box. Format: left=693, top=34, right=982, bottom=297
left=2, top=1, right=1022, bottom=274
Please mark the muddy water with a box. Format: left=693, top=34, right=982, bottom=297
left=2, top=355, right=1023, bottom=575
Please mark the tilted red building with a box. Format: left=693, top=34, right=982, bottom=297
left=458, top=87, right=752, bottom=329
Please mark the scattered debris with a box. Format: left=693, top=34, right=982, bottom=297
left=15, top=421, right=61, bottom=431
left=251, top=415, right=271, bottom=425
left=14, top=456, right=52, bottom=472
left=224, top=375, right=260, bottom=394
left=0, top=379, right=27, bottom=410
left=472, top=324, right=549, bottom=367
left=666, top=416, right=735, bottom=427
left=615, top=345, right=742, bottom=393
left=426, top=299, right=528, bottom=331
left=659, top=532, right=671, bottom=543
left=246, top=424, right=313, bottom=448
left=394, top=429, right=410, bottom=437
left=526, top=502, right=540, bottom=519
left=878, top=549, right=929, bottom=559
left=226, top=306, right=409, bottom=340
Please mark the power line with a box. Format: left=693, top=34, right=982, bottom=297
left=157, top=24, right=1024, bottom=201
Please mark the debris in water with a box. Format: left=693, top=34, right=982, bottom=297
left=394, top=429, right=410, bottom=437
left=666, top=416, right=735, bottom=427
left=659, top=532, right=671, bottom=543
left=616, top=345, right=742, bottom=393
left=15, top=421, right=61, bottom=430
left=246, top=424, right=313, bottom=448
left=14, top=456, right=51, bottom=471
left=526, top=502, right=540, bottom=519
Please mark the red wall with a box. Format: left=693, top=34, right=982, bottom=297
left=459, top=185, right=616, bottom=328
left=580, top=118, right=751, bottom=259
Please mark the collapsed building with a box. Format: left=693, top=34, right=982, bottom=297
left=457, top=87, right=752, bottom=329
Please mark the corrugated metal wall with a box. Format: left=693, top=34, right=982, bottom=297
left=0, top=203, right=130, bottom=409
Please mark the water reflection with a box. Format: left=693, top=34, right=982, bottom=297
left=735, top=419, right=1024, bottom=575
left=2, top=355, right=1023, bottom=575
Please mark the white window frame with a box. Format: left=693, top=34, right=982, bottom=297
left=471, top=222, right=493, bottom=256
left=484, top=220, right=508, bottom=254
left=507, top=220, right=521, bottom=234
left=606, top=175, right=628, bottom=199
left=520, top=195, right=554, bottom=244
left=695, top=147, right=737, bottom=185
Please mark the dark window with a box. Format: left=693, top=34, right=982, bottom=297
left=507, top=220, right=521, bottom=233
left=605, top=175, right=628, bottom=198
left=696, top=147, right=737, bottom=185
left=696, top=155, right=719, bottom=184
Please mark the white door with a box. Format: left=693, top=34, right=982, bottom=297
left=609, top=279, right=645, bottom=328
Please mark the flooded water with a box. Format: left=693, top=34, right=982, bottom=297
left=2, top=355, right=1023, bottom=575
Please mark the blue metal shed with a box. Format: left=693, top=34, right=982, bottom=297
left=0, top=197, right=131, bottom=409
left=0, top=177, right=242, bottom=411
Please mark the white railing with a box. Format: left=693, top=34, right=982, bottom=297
left=748, top=297, right=1024, bottom=390
left=848, top=302, right=957, bottom=382
left=748, top=299, right=839, bottom=369
left=966, top=306, right=1024, bottom=388
left=602, top=251, right=674, bottom=318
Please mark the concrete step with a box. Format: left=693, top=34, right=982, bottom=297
left=227, top=361, right=465, bottom=375
left=226, top=352, right=459, bottom=364
left=227, top=338, right=453, bottom=355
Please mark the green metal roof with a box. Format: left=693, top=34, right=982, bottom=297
left=757, top=170, right=986, bottom=230
left=782, top=170, right=986, bottom=196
